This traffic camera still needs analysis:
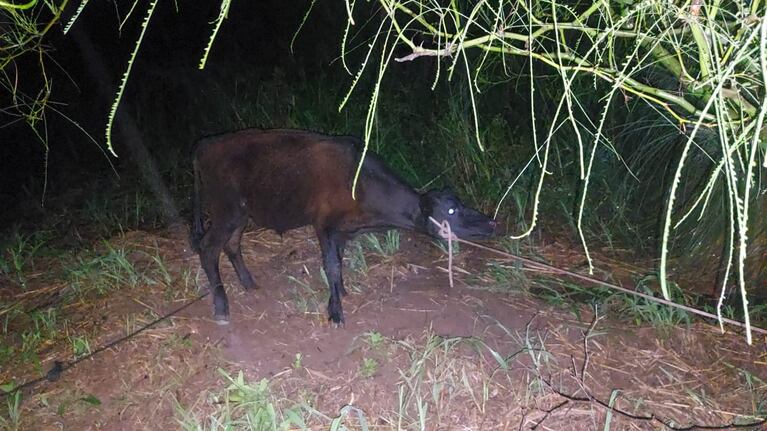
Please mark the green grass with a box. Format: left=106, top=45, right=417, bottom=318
left=44, top=388, right=103, bottom=420
left=526, top=274, right=694, bottom=330
left=64, top=241, right=144, bottom=297
left=146, top=249, right=173, bottom=288
left=478, top=260, right=697, bottom=330
left=0, top=238, right=174, bottom=382
left=80, top=187, right=166, bottom=237
left=28, top=308, right=58, bottom=340
left=286, top=275, right=324, bottom=316
left=364, top=331, right=385, bottom=350
left=174, top=327, right=544, bottom=429
left=359, top=358, right=378, bottom=378
left=346, top=241, right=368, bottom=275
left=0, top=391, right=22, bottom=431
left=361, top=230, right=400, bottom=258
left=17, top=332, right=41, bottom=370
left=0, top=345, right=13, bottom=366
left=619, top=277, right=692, bottom=330
left=174, top=369, right=309, bottom=431
left=466, top=260, right=529, bottom=294
left=69, top=335, right=92, bottom=359
left=725, top=363, right=767, bottom=422
left=391, top=330, right=504, bottom=429
left=328, top=406, right=370, bottom=431
left=701, top=294, right=767, bottom=325
left=143, top=248, right=194, bottom=301
left=1, top=306, right=64, bottom=372
left=292, top=353, right=303, bottom=370
left=431, top=238, right=460, bottom=256
left=0, top=229, right=53, bottom=289
left=14, top=308, right=61, bottom=364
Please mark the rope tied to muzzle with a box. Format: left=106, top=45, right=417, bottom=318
left=429, top=216, right=457, bottom=288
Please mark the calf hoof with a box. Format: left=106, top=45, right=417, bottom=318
left=240, top=274, right=258, bottom=291
left=328, top=313, right=345, bottom=328
left=214, top=314, right=230, bottom=325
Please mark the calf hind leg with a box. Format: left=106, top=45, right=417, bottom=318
left=317, top=228, right=347, bottom=326
left=224, top=223, right=257, bottom=290
left=199, top=223, right=237, bottom=324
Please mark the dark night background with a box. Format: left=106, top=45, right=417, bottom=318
left=1, top=0, right=367, bottom=224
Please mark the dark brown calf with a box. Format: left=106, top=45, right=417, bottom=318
left=190, top=129, right=496, bottom=325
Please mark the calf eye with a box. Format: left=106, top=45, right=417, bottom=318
left=448, top=208, right=456, bottom=215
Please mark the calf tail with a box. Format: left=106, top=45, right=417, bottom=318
left=189, top=156, right=204, bottom=253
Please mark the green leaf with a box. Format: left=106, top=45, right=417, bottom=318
left=483, top=344, right=508, bottom=370
left=0, top=381, right=16, bottom=393
left=285, top=408, right=306, bottom=427
left=604, top=389, right=620, bottom=431
left=79, top=394, right=102, bottom=406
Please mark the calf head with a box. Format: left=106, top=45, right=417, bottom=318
left=420, top=188, right=496, bottom=240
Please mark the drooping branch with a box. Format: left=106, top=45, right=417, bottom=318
left=393, top=32, right=717, bottom=125
left=383, top=0, right=756, bottom=125
left=341, top=0, right=767, bottom=344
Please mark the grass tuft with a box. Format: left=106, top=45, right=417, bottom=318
left=174, top=369, right=309, bottom=430
left=65, top=241, right=144, bottom=297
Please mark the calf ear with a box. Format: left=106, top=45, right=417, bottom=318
left=440, top=185, right=455, bottom=195
left=419, top=192, right=436, bottom=215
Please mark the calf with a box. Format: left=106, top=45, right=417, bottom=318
left=190, top=129, right=496, bottom=325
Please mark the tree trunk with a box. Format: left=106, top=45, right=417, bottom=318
left=71, top=27, right=183, bottom=230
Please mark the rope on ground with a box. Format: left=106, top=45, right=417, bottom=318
left=429, top=216, right=457, bottom=288
left=0, top=292, right=209, bottom=401
left=426, top=218, right=767, bottom=337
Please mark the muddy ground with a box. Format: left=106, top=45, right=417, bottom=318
left=1, top=226, right=765, bottom=430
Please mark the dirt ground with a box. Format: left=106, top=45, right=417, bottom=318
left=1, top=226, right=766, bottom=430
